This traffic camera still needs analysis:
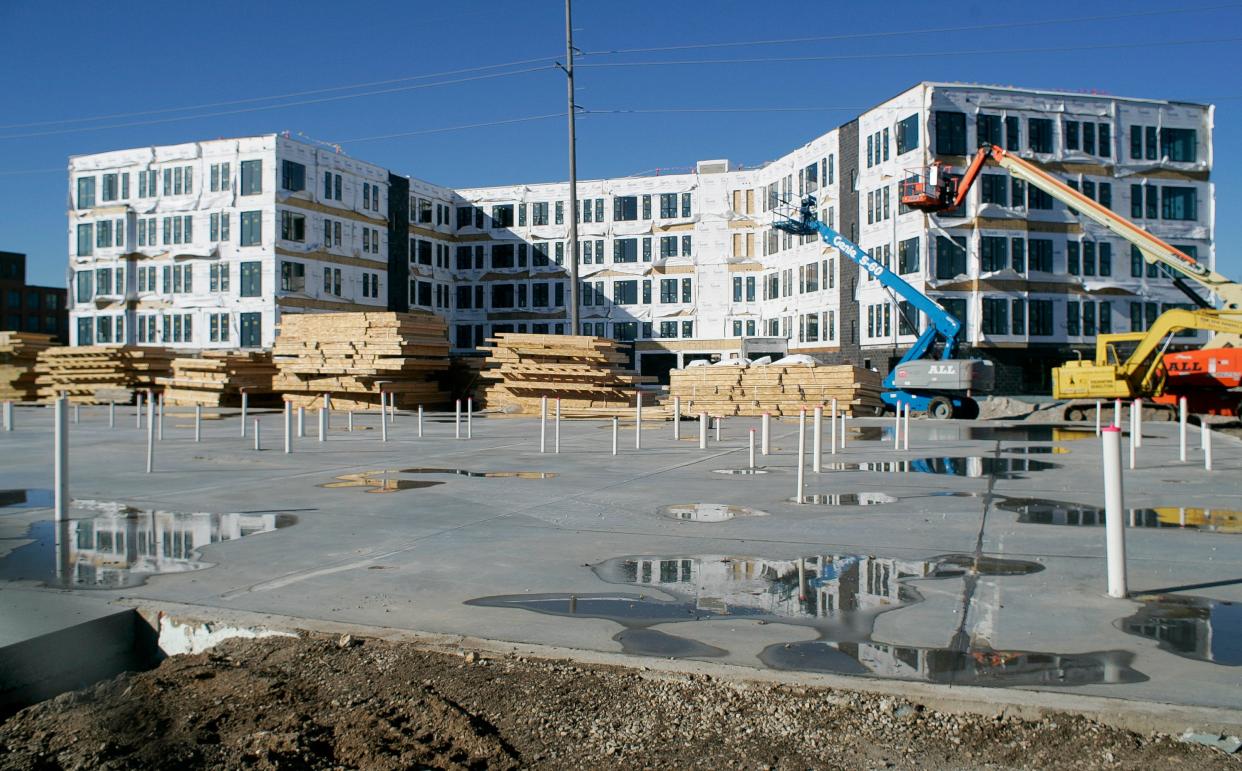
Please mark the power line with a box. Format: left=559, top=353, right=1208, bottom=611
left=332, top=112, right=566, bottom=145
left=579, top=2, right=1242, bottom=56
left=0, top=55, right=562, bottom=131
left=576, top=36, right=1242, bottom=69
left=0, top=66, right=555, bottom=140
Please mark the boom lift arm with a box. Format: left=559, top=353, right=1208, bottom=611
left=774, top=196, right=993, bottom=418
left=902, top=144, right=1242, bottom=325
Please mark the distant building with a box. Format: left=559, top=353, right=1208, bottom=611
left=65, top=83, right=1213, bottom=392
left=0, top=251, right=67, bottom=342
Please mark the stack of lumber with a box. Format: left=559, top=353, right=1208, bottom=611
left=34, top=346, right=175, bottom=404
left=273, top=312, right=449, bottom=410
left=158, top=352, right=277, bottom=407
left=669, top=362, right=883, bottom=416
left=0, top=332, right=59, bottom=402
left=478, top=333, right=655, bottom=416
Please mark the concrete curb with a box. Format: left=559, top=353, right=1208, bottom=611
left=121, top=598, right=1242, bottom=737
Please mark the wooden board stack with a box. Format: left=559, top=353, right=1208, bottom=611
left=478, top=333, right=655, bottom=416
left=272, top=312, right=449, bottom=410
left=158, top=352, right=277, bottom=407
left=669, top=363, right=883, bottom=416
left=34, top=346, right=176, bottom=404
left=0, top=332, right=59, bottom=402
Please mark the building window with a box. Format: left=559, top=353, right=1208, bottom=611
left=280, top=261, right=305, bottom=292
left=209, top=263, right=230, bottom=292
left=280, top=160, right=306, bottom=192
left=239, top=261, right=261, bottom=297
left=935, top=111, right=966, bottom=155
left=238, top=312, right=261, bottom=347
left=1160, top=128, right=1197, bottom=162
left=979, top=236, right=1007, bottom=273
left=76, top=223, right=93, bottom=256
left=491, top=204, right=514, bottom=228
left=1011, top=299, right=1026, bottom=335
left=1027, top=118, right=1053, bottom=153
left=614, top=238, right=638, bottom=263
left=613, top=196, right=638, bottom=221
left=613, top=280, right=638, bottom=305
left=323, top=267, right=342, bottom=297
left=659, top=278, right=677, bottom=304
left=240, top=160, right=262, bottom=195
left=981, top=298, right=1009, bottom=335
left=532, top=201, right=549, bottom=226
left=1028, top=299, right=1053, bottom=336
left=76, top=177, right=95, bottom=209
left=279, top=211, right=305, bottom=242
left=935, top=236, right=967, bottom=279
left=979, top=175, right=1008, bottom=206
left=240, top=211, right=262, bottom=246
left=896, top=113, right=919, bottom=154
left=977, top=114, right=1002, bottom=147
left=659, top=193, right=677, bottom=218
left=1161, top=187, right=1197, bottom=221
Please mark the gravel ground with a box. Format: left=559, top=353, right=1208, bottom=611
left=1, top=634, right=1237, bottom=770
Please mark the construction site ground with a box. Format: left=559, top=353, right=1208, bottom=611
left=1, top=403, right=1240, bottom=766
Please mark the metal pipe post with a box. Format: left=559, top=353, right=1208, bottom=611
left=841, top=414, right=849, bottom=448
left=3, top=400, right=12, bottom=431
left=284, top=402, right=292, bottom=454
left=381, top=405, right=388, bottom=443
left=108, top=401, right=115, bottom=428
left=1101, top=427, right=1127, bottom=598
left=761, top=413, right=770, bottom=455
left=1129, top=409, right=1137, bottom=470
left=673, top=396, right=681, bottom=440
left=136, top=391, right=143, bottom=429
left=156, top=394, right=163, bottom=441
left=145, top=395, right=155, bottom=473
left=455, top=399, right=461, bottom=439
left=297, top=406, right=305, bottom=438
left=830, top=398, right=837, bottom=455
left=903, top=402, right=910, bottom=451
left=554, top=398, right=561, bottom=453
left=348, top=410, right=354, bottom=432
left=417, top=405, right=424, bottom=438
left=748, top=428, right=755, bottom=470
left=73, top=403, right=79, bottom=425
left=892, top=403, right=900, bottom=448
left=254, top=418, right=261, bottom=451
left=318, top=407, right=326, bottom=443
left=612, top=416, right=618, bottom=456
left=54, top=397, right=68, bottom=522
left=1178, top=397, right=1187, bottom=462
left=812, top=406, right=822, bottom=473
left=467, top=397, right=473, bottom=439
left=240, top=390, right=249, bottom=437
left=699, top=413, right=707, bottom=450
left=194, top=405, right=202, bottom=442
left=635, top=392, right=642, bottom=450
left=796, top=409, right=806, bottom=504
left=1133, top=399, right=1142, bottom=448
left=540, top=396, right=548, bottom=453
left=1113, top=398, right=1121, bottom=428
left=1203, top=423, right=1213, bottom=471
left=1095, top=400, right=1102, bottom=436
left=714, top=416, right=721, bottom=443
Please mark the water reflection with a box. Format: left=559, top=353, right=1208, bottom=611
left=0, top=501, right=294, bottom=589
left=660, top=503, right=768, bottom=522
left=1121, top=594, right=1242, bottom=665
left=997, top=498, right=1242, bottom=534
left=468, top=551, right=1141, bottom=686
left=794, top=493, right=898, bottom=506
left=321, top=472, right=445, bottom=494
left=0, top=489, right=53, bottom=511
left=821, top=457, right=1058, bottom=478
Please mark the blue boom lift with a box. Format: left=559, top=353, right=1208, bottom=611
left=773, top=195, right=994, bottom=419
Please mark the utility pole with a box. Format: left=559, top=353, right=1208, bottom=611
left=564, top=0, right=580, bottom=334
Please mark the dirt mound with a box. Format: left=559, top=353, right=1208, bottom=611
left=1, top=634, right=1234, bottom=769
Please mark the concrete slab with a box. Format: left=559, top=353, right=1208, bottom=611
left=1, top=404, right=1240, bottom=720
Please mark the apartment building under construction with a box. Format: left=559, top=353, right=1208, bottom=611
left=66, top=82, right=1214, bottom=391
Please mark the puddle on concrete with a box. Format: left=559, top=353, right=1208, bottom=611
left=0, top=501, right=295, bottom=589
left=711, top=468, right=770, bottom=475
left=1121, top=594, right=1241, bottom=665
left=760, top=641, right=1142, bottom=686
left=821, top=457, right=1058, bottom=479
left=660, top=503, right=769, bottom=522
left=926, top=491, right=980, bottom=498
left=0, top=489, right=53, bottom=511
left=400, top=468, right=557, bottom=479
left=793, top=493, right=899, bottom=506
left=1000, top=446, right=1069, bottom=455
left=997, top=498, right=1242, bottom=534
left=850, top=425, right=1104, bottom=444
left=320, top=472, right=446, bottom=494
left=463, top=551, right=1138, bottom=687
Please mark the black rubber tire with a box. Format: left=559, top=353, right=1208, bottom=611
left=928, top=396, right=954, bottom=420
left=955, top=399, right=980, bottom=420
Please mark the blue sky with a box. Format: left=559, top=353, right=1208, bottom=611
left=2, top=0, right=1240, bottom=288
